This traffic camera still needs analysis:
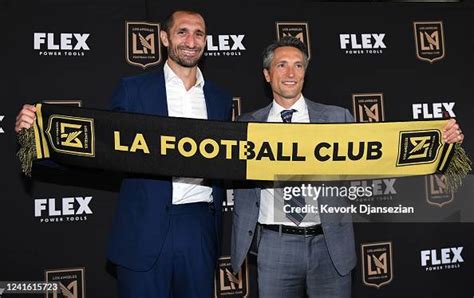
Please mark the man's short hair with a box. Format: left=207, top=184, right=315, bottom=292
left=262, top=36, right=309, bottom=70
left=161, top=9, right=206, bottom=35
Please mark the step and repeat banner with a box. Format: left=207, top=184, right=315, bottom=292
left=2, top=0, right=474, bottom=297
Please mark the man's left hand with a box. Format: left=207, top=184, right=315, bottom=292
left=443, top=119, right=464, bottom=144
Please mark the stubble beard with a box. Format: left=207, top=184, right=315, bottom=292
left=169, top=45, right=203, bottom=68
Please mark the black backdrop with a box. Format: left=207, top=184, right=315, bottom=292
left=2, top=0, right=474, bottom=297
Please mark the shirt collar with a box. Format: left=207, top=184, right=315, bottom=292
left=163, top=60, right=205, bottom=88
left=270, top=94, right=306, bottom=116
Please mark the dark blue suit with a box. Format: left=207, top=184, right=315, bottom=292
left=107, top=69, right=232, bottom=297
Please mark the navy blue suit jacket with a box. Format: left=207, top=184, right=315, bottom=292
left=107, top=69, right=232, bottom=271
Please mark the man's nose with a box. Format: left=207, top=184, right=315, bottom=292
left=286, top=66, right=295, bottom=77
left=184, top=34, right=196, bottom=48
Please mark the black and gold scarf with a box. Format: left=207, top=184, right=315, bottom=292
left=18, top=104, right=471, bottom=190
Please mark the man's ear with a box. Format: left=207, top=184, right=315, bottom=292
left=160, top=30, right=169, bottom=47
left=263, top=69, right=271, bottom=83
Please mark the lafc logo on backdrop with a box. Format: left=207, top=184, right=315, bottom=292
left=205, top=35, right=246, bottom=57
left=46, top=268, right=85, bottom=298
left=35, top=196, right=93, bottom=223
left=33, top=33, right=90, bottom=57
left=420, top=246, right=463, bottom=272
left=45, top=115, right=95, bottom=157
left=414, top=21, right=445, bottom=63
left=352, top=93, right=385, bottom=122
left=276, top=22, right=311, bottom=60
left=412, top=102, right=455, bottom=119
left=126, top=22, right=161, bottom=69
left=361, top=242, right=393, bottom=288
left=425, top=174, right=454, bottom=207
left=339, top=33, right=386, bottom=55
left=215, top=257, right=248, bottom=297
left=397, top=130, right=441, bottom=166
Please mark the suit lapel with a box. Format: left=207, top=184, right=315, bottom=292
left=250, top=103, right=274, bottom=199
left=251, top=103, right=273, bottom=122
left=143, top=70, right=169, bottom=116
left=306, top=98, right=327, bottom=123
left=204, top=83, right=216, bottom=120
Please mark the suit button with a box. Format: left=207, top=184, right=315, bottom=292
left=248, top=230, right=253, bottom=236
left=256, top=202, right=259, bottom=207
left=165, top=205, right=170, bottom=212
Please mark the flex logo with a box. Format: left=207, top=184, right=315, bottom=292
left=126, top=22, right=161, bottom=68
left=206, top=35, right=245, bottom=51
left=34, top=33, right=90, bottom=50
left=45, top=115, right=95, bottom=157
left=35, top=196, right=93, bottom=223
left=33, top=32, right=90, bottom=57
left=397, top=130, right=441, bottom=166
left=35, top=197, right=93, bottom=217
left=412, top=102, right=455, bottom=119
left=351, top=178, right=397, bottom=197
left=339, top=33, right=386, bottom=49
left=204, top=34, right=246, bottom=57
left=414, top=21, right=445, bottom=63
left=420, top=247, right=463, bottom=271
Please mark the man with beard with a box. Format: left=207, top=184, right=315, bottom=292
left=15, top=10, right=232, bottom=298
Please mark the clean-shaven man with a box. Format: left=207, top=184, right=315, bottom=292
left=230, top=36, right=463, bottom=298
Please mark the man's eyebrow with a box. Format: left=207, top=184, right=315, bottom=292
left=194, top=28, right=206, bottom=34
left=175, top=26, right=205, bottom=33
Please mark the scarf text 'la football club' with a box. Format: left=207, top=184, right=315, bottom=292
left=18, top=104, right=471, bottom=189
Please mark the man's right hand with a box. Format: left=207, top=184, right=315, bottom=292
left=15, top=104, right=36, bottom=133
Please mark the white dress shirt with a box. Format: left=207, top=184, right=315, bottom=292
left=163, top=61, right=213, bottom=205
left=258, top=95, right=320, bottom=226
